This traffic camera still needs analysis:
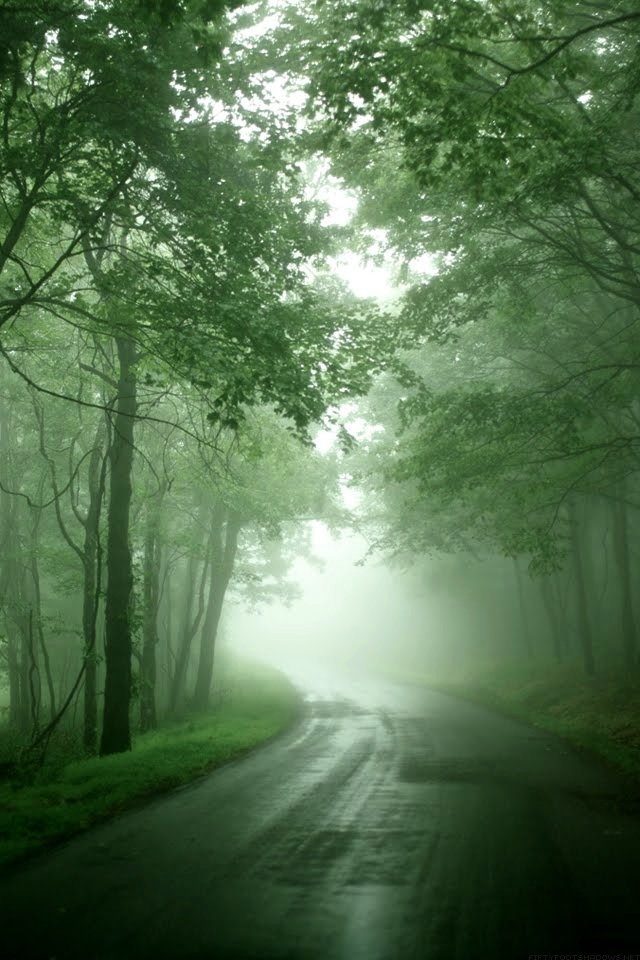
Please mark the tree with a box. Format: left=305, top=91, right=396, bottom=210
left=339, top=261, right=640, bottom=675
left=1, top=0, right=397, bottom=755
left=192, top=502, right=241, bottom=711
left=255, top=0, right=640, bottom=679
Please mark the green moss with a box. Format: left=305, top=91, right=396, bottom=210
left=0, top=659, right=299, bottom=867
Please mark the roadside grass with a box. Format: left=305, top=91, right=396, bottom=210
left=392, top=659, right=640, bottom=783
left=0, top=658, right=300, bottom=868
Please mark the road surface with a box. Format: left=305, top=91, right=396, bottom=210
left=2, top=668, right=640, bottom=959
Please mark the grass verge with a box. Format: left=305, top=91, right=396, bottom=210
left=390, top=660, right=640, bottom=783
left=0, top=658, right=300, bottom=868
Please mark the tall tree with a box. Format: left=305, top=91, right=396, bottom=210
left=192, top=503, right=242, bottom=712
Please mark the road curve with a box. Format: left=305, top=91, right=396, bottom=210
left=2, top=668, right=640, bottom=959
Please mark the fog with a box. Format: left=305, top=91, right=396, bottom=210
left=2, top=3, right=639, bottom=955
left=228, top=524, right=423, bottom=675
left=225, top=521, right=533, bottom=685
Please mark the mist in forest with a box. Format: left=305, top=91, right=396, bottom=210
left=2, top=3, right=640, bottom=956
left=228, top=525, right=434, bottom=675
left=226, top=522, right=548, bottom=686
left=1, top=2, right=639, bottom=910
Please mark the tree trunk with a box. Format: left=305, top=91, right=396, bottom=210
left=140, top=492, right=165, bottom=732
left=2, top=572, right=26, bottom=734
left=100, top=336, right=137, bottom=756
left=554, top=572, right=571, bottom=657
left=18, top=589, right=32, bottom=734
left=540, top=575, right=563, bottom=663
left=169, top=515, right=211, bottom=715
left=28, top=518, right=56, bottom=721
left=568, top=501, right=596, bottom=677
left=611, top=490, right=637, bottom=670
left=26, top=607, right=41, bottom=734
left=82, top=425, right=106, bottom=753
left=159, top=553, right=173, bottom=714
left=193, top=507, right=241, bottom=712
left=512, top=556, right=533, bottom=659
left=0, top=399, right=23, bottom=730
left=6, top=628, right=21, bottom=729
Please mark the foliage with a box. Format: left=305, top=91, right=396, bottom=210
left=265, top=0, right=640, bottom=577
left=0, top=657, right=298, bottom=867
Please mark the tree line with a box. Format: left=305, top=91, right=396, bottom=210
left=264, top=0, right=640, bottom=678
left=2, top=0, right=639, bottom=764
left=0, top=0, right=386, bottom=757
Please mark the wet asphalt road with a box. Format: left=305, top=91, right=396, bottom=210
left=2, top=669, right=640, bottom=960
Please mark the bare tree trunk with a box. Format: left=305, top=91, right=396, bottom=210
left=140, top=490, right=165, bottom=732
left=158, top=553, right=173, bottom=715
left=0, top=399, right=24, bottom=730
left=169, top=516, right=211, bottom=715
left=554, top=572, right=571, bottom=658
left=82, top=426, right=106, bottom=753
left=611, top=489, right=637, bottom=670
left=540, top=575, right=563, bottom=663
left=2, top=563, right=27, bottom=732
left=4, top=577, right=31, bottom=734
left=28, top=518, right=55, bottom=721
left=26, top=607, right=41, bottom=734
left=6, top=627, right=21, bottom=728
left=18, top=585, right=31, bottom=733
left=512, top=556, right=534, bottom=660
left=193, top=508, right=241, bottom=712
left=568, top=501, right=596, bottom=677
left=31, top=387, right=108, bottom=751
left=100, top=336, right=136, bottom=756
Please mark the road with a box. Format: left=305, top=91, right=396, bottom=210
left=2, top=668, right=640, bottom=960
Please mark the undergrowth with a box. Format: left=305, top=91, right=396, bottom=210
left=411, top=658, right=640, bottom=783
left=0, top=659, right=299, bottom=868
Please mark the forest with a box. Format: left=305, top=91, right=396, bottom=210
left=1, top=0, right=639, bottom=877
